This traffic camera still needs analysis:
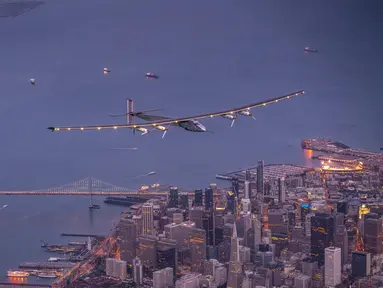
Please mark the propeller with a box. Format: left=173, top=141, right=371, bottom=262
left=161, top=123, right=172, bottom=138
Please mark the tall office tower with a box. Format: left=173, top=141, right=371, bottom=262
left=142, top=202, right=154, bottom=236
left=205, top=188, right=213, bottom=210
left=337, top=200, right=348, bottom=215
left=311, top=213, right=334, bottom=266
left=252, top=216, right=262, bottom=250
left=132, top=215, right=143, bottom=236
left=241, top=198, right=251, bottom=213
left=117, top=217, right=137, bottom=263
left=179, top=192, right=189, bottom=209
left=305, top=213, right=315, bottom=237
left=278, top=177, right=286, bottom=204
left=137, top=235, right=157, bottom=269
left=301, top=203, right=310, bottom=223
left=189, top=228, right=206, bottom=273
left=227, top=191, right=235, bottom=213
left=232, top=177, right=239, bottom=198
left=351, top=251, right=371, bottom=278
left=194, top=189, right=203, bottom=206
left=189, top=206, right=204, bottom=229
left=132, top=257, right=143, bottom=285
left=169, top=187, right=179, bottom=208
left=245, top=169, right=251, bottom=181
left=153, top=267, right=174, bottom=288
left=268, top=210, right=288, bottom=235
left=156, top=246, right=176, bottom=276
left=227, top=224, right=243, bottom=288
left=257, top=160, right=264, bottom=196
left=334, top=225, right=348, bottom=267
left=203, top=210, right=214, bottom=246
left=324, top=247, right=341, bottom=287
left=244, top=181, right=250, bottom=199
left=364, top=213, right=383, bottom=254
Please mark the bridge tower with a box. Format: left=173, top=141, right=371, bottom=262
left=88, top=177, right=93, bottom=207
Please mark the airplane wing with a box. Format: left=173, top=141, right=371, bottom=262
left=47, top=90, right=305, bottom=132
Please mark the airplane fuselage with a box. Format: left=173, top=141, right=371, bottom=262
left=178, top=120, right=206, bottom=132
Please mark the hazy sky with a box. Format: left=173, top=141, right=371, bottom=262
left=0, top=0, right=382, bottom=190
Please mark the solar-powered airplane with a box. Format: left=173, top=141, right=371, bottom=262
left=47, top=90, right=305, bottom=137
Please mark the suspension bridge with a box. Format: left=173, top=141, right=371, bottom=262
left=0, top=177, right=172, bottom=197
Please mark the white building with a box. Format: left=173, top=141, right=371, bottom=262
left=105, top=258, right=127, bottom=280
left=153, top=267, right=173, bottom=288
left=325, top=247, right=341, bottom=287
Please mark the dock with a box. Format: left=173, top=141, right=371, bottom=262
left=19, top=262, right=74, bottom=269
left=60, top=233, right=105, bottom=238
left=0, top=283, right=51, bottom=287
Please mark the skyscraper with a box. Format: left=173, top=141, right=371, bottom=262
left=132, top=257, right=143, bottom=285
left=352, top=251, right=371, bottom=278
left=189, top=228, right=206, bottom=273
left=169, top=187, right=178, bottom=208
left=311, top=213, right=334, bottom=266
left=244, top=181, right=250, bottom=199
left=142, top=202, right=154, bottom=236
left=324, top=247, right=341, bottom=287
left=117, top=217, right=137, bottom=263
left=156, top=246, right=176, bottom=276
left=227, top=224, right=243, bottom=288
left=364, top=213, right=383, bottom=254
left=205, top=188, right=213, bottom=210
left=232, top=177, right=239, bottom=198
left=194, top=189, right=203, bottom=206
left=278, top=177, right=286, bottom=204
left=257, top=160, right=264, bottom=196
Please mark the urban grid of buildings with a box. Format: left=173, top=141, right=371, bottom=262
left=65, top=140, right=383, bottom=288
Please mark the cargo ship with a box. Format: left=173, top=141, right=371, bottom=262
left=7, top=270, right=30, bottom=278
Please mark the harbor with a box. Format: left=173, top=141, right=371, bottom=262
left=5, top=234, right=100, bottom=283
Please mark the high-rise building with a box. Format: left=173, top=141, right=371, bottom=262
left=227, top=190, right=235, bottom=213
left=105, top=258, right=127, bottom=280
left=132, top=257, right=143, bottom=285
left=334, top=225, right=348, bottom=267
left=169, top=187, right=178, bottom=208
left=142, top=202, right=154, bottom=236
left=311, top=213, right=334, bottom=266
left=189, top=228, right=206, bottom=273
left=137, top=235, right=157, bottom=269
left=351, top=251, right=371, bottom=278
left=324, top=247, right=341, bottom=287
left=278, top=177, right=286, bottom=204
left=227, top=224, right=243, bottom=288
left=189, top=207, right=204, bottom=229
left=194, top=189, right=203, bottom=206
left=179, top=192, right=189, bottom=209
left=205, top=188, right=213, bottom=210
left=232, top=177, right=239, bottom=198
left=257, top=160, right=264, bottom=196
left=117, top=216, right=137, bottom=263
left=156, top=246, right=176, bottom=276
left=364, top=213, right=383, bottom=254
left=202, top=210, right=214, bottom=246
left=153, top=267, right=173, bottom=288
left=245, top=169, right=251, bottom=182
left=244, top=180, right=250, bottom=199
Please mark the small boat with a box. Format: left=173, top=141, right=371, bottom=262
left=36, top=272, right=57, bottom=278
left=7, top=270, right=29, bottom=278
left=48, top=257, right=59, bottom=262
